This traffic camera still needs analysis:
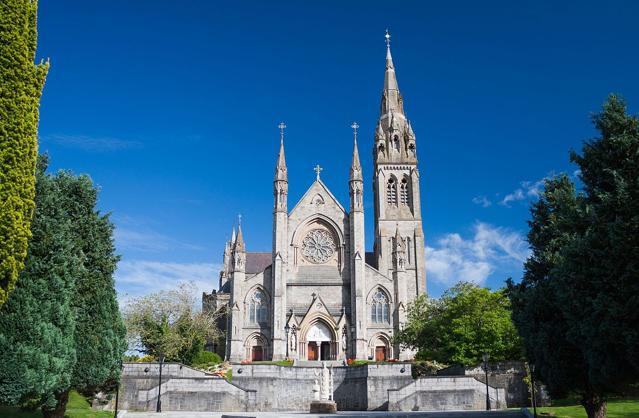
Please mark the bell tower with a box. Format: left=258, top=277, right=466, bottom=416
left=372, top=31, right=427, bottom=307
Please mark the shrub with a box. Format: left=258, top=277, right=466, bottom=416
left=191, top=351, right=222, bottom=366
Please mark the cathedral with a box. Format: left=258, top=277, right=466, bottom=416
left=203, top=34, right=426, bottom=363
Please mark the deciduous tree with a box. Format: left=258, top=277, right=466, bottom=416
left=397, top=282, right=523, bottom=365
left=123, top=282, right=221, bottom=365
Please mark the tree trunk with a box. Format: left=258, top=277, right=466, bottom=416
left=581, top=393, right=607, bottom=418
left=42, top=390, right=70, bottom=418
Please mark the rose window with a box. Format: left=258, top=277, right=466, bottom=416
left=301, top=229, right=336, bottom=264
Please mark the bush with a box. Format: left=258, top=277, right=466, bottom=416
left=412, top=360, right=446, bottom=378
left=191, top=351, right=222, bottom=366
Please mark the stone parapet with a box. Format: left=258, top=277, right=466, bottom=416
left=388, top=376, right=506, bottom=411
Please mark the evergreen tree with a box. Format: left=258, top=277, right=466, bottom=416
left=0, top=159, right=126, bottom=418
left=0, top=0, right=49, bottom=305
left=42, top=172, right=126, bottom=418
left=508, top=95, right=639, bottom=418
left=0, top=157, right=78, bottom=411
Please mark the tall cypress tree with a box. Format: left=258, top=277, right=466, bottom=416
left=0, top=0, right=49, bottom=305
left=45, top=172, right=126, bottom=417
left=0, top=157, right=78, bottom=411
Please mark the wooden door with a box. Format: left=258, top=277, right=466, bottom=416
left=308, top=342, right=318, bottom=360
left=252, top=345, right=263, bottom=361
left=375, top=346, right=387, bottom=362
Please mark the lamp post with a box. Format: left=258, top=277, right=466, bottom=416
left=284, top=323, right=290, bottom=359
left=113, top=360, right=123, bottom=418
left=530, top=363, right=538, bottom=418
left=482, top=353, right=491, bottom=411
left=156, top=353, right=164, bottom=413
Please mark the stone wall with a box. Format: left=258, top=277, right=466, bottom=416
left=231, top=363, right=412, bottom=411
left=388, top=376, right=507, bottom=411
left=120, top=363, right=255, bottom=412
left=120, top=362, right=508, bottom=413
left=437, top=361, right=547, bottom=407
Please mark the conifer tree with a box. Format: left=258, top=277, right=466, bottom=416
left=0, top=0, right=49, bottom=305
left=0, top=159, right=126, bottom=418
left=48, top=172, right=126, bottom=417
left=0, top=157, right=78, bottom=411
left=508, top=95, right=639, bottom=418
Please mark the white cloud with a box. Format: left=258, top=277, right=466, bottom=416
left=499, top=179, right=545, bottom=207
left=115, top=260, right=222, bottom=303
left=45, top=134, right=142, bottom=152
left=472, top=195, right=492, bottom=208
left=426, top=222, right=529, bottom=286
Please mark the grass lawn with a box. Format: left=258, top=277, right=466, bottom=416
left=538, top=398, right=639, bottom=418
left=0, top=390, right=113, bottom=418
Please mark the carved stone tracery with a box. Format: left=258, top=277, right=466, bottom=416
left=301, top=229, right=336, bottom=264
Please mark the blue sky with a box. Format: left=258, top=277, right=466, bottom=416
left=35, top=1, right=639, bottom=299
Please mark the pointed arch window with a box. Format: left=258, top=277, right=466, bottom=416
left=400, top=178, right=410, bottom=206
left=387, top=178, right=397, bottom=206
left=371, top=289, right=390, bottom=323
left=249, top=290, right=268, bottom=324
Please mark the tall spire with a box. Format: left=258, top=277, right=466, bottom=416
left=382, top=29, right=403, bottom=115
left=350, top=122, right=362, bottom=181
left=275, top=122, right=287, bottom=181
left=234, top=216, right=245, bottom=251
left=231, top=226, right=236, bottom=244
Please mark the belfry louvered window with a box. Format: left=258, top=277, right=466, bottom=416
left=387, top=178, right=397, bottom=205
left=371, top=289, right=390, bottom=323
left=400, top=178, right=409, bottom=205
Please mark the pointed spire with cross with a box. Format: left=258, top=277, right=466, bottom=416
left=351, top=121, right=359, bottom=142
left=278, top=122, right=286, bottom=144
left=350, top=121, right=362, bottom=183
left=275, top=122, right=288, bottom=181
left=314, top=164, right=323, bottom=181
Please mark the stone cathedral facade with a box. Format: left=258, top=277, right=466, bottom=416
left=203, top=38, right=426, bottom=363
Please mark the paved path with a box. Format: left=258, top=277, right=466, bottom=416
left=118, top=410, right=526, bottom=418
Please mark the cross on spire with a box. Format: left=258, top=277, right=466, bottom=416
left=238, top=213, right=242, bottom=226
left=314, top=164, right=323, bottom=181
left=278, top=122, right=286, bottom=143
left=351, top=121, right=359, bottom=141
left=385, top=28, right=391, bottom=48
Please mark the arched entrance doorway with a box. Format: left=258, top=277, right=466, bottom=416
left=306, top=321, right=334, bottom=361
left=245, top=333, right=267, bottom=361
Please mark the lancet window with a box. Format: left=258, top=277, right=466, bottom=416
left=371, top=289, right=390, bottom=323
left=249, top=290, right=267, bottom=324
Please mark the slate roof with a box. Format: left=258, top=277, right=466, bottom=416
left=246, top=252, right=272, bottom=274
